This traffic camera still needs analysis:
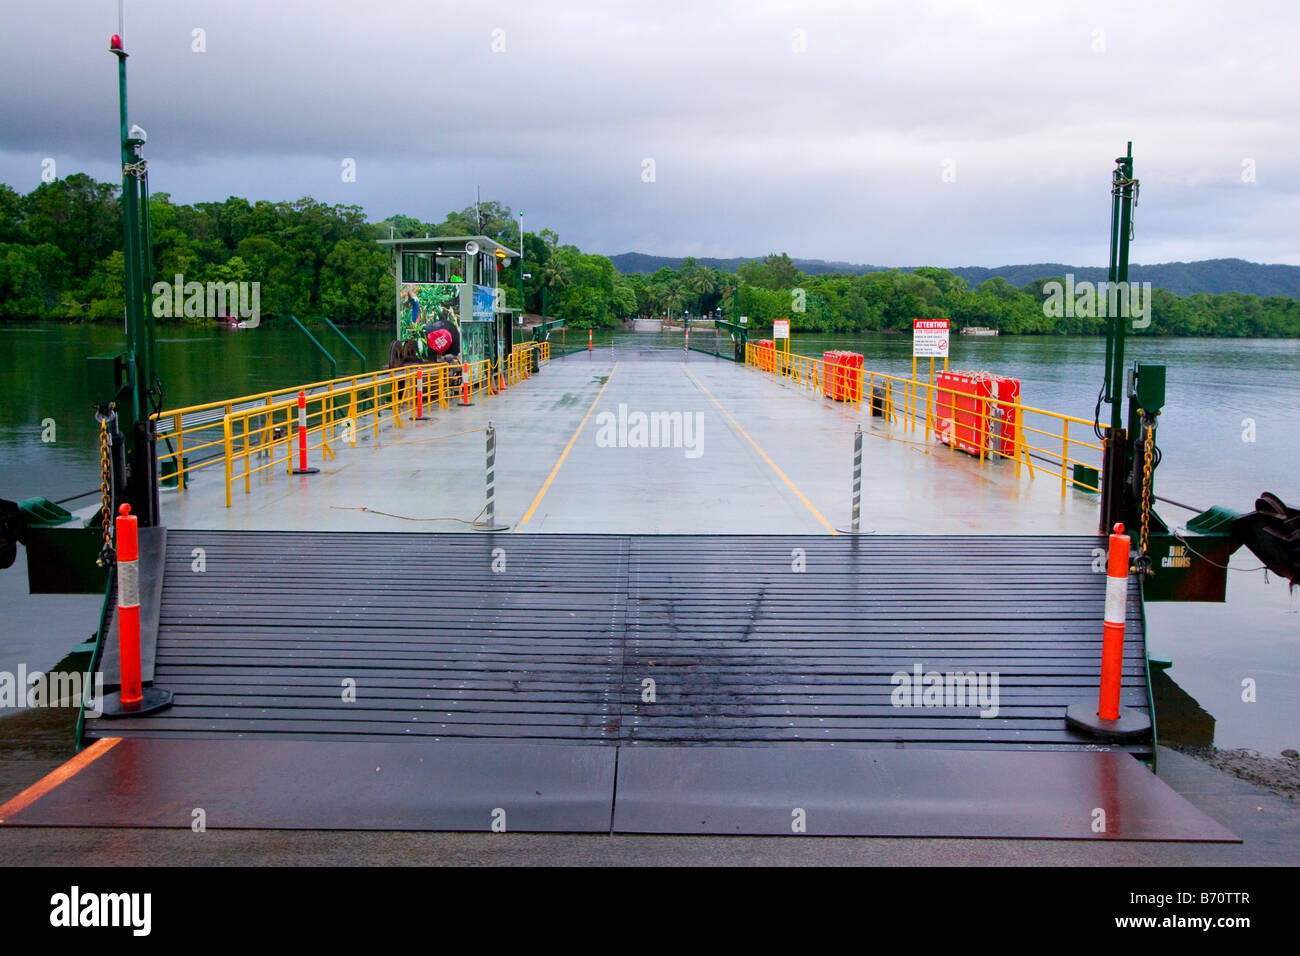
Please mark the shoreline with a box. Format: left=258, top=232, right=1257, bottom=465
left=1178, top=746, right=1300, bottom=799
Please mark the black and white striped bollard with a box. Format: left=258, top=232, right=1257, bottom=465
left=838, top=423, right=872, bottom=535
left=473, top=421, right=510, bottom=531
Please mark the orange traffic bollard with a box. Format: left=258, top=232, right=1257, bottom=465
left=292, top=390, right=319, bottom=474
left=461, top=363, right=473, bottom=406
left=414, top=368, right=425, bottom=420
left=100, top=504, right=174, bottom=717
left=1098, top=522, right=1129, bottom=720
left=1065, top=522, right=1151, bottom=740
left=115, top=504, right=142, bottom=707
left=588, top=328, right=593, bottom=352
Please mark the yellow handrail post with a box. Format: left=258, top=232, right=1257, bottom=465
left=223, top=414, right=232, bottom=508
left=321, top=394, right=334, bottom=461
left=371, top=378, right=380, bottom=439
left=349, top=380, right=358, bottom=447
left=1014, top=398, right=1023, bottom=479
left=243, top=415, right=251, bottom=495
left=326, top=381, right=334, bottom=440
left=1018, top=400, right=1035, bottom=478
left=1060, top=420, right=1070, bottom=498
left=172, top=412, right=185, bottom=490
left=285, top=403, right=295, bottom=475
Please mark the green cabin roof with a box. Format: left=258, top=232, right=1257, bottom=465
left=377, top=235, right=520, bottom=258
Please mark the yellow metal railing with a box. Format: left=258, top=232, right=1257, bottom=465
left=153, top=348, right=548, bottom=506
left=744, top=343, right=1102, bottom=496
left=503, top=342, right=549, bottom=386
left=153, top=365, right=455, bottom=491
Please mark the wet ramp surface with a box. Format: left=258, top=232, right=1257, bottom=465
left=84, top=531, right=1154, bottom=757
left=11, top=530, right=1234, bottom=839
left=2, top=737, right=1236, bottom=840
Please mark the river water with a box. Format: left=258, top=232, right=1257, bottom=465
left=1, top=323, right=1296, bottom=753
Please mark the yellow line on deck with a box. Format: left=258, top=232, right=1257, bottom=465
left=0, top=737, right=121, bottom=824
left=681, top=363, right=838, bottom=535
left=516, top=364, right=618, bottom=530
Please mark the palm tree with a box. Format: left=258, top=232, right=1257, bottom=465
left=539, top=251, right=570, bottom=321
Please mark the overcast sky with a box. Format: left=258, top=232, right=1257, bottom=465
left=2, top=0, right=1297, bottom=267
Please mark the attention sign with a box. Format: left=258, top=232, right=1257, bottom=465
left=913, top=319, right=949, bottom=358
left=773, top=319, right=790, bottom=339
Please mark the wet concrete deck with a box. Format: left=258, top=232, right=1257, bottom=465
left=160, top=348, right=1101, bottom=536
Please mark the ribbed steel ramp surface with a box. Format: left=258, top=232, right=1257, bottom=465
left=84, top=531, right=1153, bottom=758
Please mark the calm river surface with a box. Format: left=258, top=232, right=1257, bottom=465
left=1, top=324, right=1296, bottom=753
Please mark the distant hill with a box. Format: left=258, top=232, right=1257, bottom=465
left=606, top=254, right=1300, bottom=299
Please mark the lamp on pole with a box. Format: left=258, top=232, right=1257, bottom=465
left=107, top=20, right=159, bottom=528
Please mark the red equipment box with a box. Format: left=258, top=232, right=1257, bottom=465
left=935, top=371, right=1020, bottom=457
left=755, top=339, right=776, bottom=371
left=822, top=351, right=863, bottom=402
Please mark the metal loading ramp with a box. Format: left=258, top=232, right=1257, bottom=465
left=2, top=530, right=1237, bottom=840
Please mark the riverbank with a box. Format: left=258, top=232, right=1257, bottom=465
left=1180, top=747, right=1300, bottom=800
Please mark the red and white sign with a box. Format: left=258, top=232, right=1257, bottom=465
left=913, top=319, right=949, bottom=358
left=773, top=319, right=790, bottom=339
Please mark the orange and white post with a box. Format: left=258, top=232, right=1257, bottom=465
left=292, top=389, right=318, bottom=474
left=414, top=367, right=425, bottom=420
left=1098, top=522, right=1130, bottom=720
left=100, top=504, right=173, bottom=717
left=461, top=363, right=473, bottom=406
left=115, top=504, right=143, bottom=708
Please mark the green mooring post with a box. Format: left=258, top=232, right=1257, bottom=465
left=108, top=30, right=160, bottom=529
left=1099, top=143, right=1137, bottom=535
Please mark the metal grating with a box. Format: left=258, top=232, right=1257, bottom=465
left=85, top=531, right=1151, bottom=758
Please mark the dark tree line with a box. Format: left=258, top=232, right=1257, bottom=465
left=1, top=174, right=1297, bottom=336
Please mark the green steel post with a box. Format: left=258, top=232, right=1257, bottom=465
left=1109, top=142, right=1135, bottom=432
left=111, top=32, right=159, bottom=527
left=286, top=314, right=338, bottom=380
left=1099, top=143, right=1138, bottom=534
left=317, top=315, right=367, bottom=370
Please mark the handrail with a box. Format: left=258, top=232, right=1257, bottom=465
left=154, top=345, right=538, bottom=495
left=284, top=313, right=338, bottom=380
left=531, top=318, right=565, bottom=342
left=221, top=364, right=453, bottom=507
left=314, top=315, right=367, bottom=370
left=744, top=342, right=1103, bottom=496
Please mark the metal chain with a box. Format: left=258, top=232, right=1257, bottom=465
left=1112, top=175, right=1140, bottom=239
left=1139, top=419, right=1155, bottom=574
left=123, top=159, right=148, bottom=178
left=95, top=405, right=115, bottom=568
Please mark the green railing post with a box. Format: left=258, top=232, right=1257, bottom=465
left=283, top=314, right=338, bottom=381
left=314, top=315, right=367, bottom=371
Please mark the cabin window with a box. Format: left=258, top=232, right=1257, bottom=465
left=402, top=253, right=434, bottom=283
left=436, top=256, right=465, bottom=283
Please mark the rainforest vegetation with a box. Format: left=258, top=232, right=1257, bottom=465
left=2, top=174, right=1298, bottom=336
